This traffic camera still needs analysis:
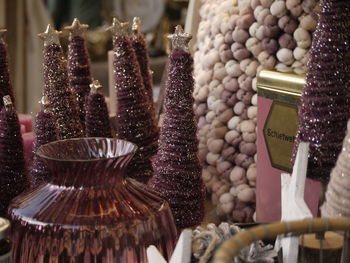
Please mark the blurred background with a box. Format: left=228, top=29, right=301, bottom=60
left=0, top=0, right=193, bottom=114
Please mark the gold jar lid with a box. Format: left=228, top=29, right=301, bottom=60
left=257, top=70, right=305, bottom=104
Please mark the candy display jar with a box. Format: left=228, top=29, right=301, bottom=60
left=9, top=138, right=177, bottom=262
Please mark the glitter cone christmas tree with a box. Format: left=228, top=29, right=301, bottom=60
left=39, top=24, right=83, bottom=140
left=0, top=96, right=28, bottom=217
left=321, top=120, right=350, bottom=218
left=293, top=0, right=350, bottom=183
left=131, top=17, right=157, bottom=122
left=0, top=30, right=15, bottom=108
left=108, top=18, right=158, bottom=183
left=148, top=26, right=205, bottom=229
left=85, top=80, right=112, bottom=138
left=30, top=96, right=57, bottom=188
left=65, top=18, right=92, bottom=132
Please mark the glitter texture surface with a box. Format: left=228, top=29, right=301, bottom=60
left=66, top=22, right=92, bottom=132
left=0, top=104, right=28, bottom=217
left=131, top=28, right=157, bottom=123
left=0, top=31, right=15, bottom=109
left=322, top=120, right=350, bottom=218
left=30, top=110, right=57, bottom=188
left=113, top=34, right=159, bottom=183
left=42, top=43, right=83, bottom=139
left=293, top=0, right=350, bottom=183
left=85, top=85, right=112, bottom=138
left=148, top=48, right=205, bottom=229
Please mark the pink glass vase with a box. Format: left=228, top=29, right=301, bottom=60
left=9, top=138, right=177, bottom=262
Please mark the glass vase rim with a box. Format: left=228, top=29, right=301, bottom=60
left=36, top=137, right=138, bottom=163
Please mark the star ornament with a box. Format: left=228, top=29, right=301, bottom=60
left=132, top=17, right=142, bottom=36
left=90, top=80, right=103, bottom=94
left=107, top=18, right=129, bottom=39
left=167, top=25, right=192, bottom=51
left=38, top=24, right=62, bottom=47
left=275, top=142, right=312, bottom=263
left=0, top=29, right=7, bottom=44
left=3, top=95, right=13, bottom=111
left=39, top=95, right=51, bottom=113
left=64, top=18, right=88, bottom=39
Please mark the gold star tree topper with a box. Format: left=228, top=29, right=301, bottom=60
left=0, top=29, right=7, bottom=44
left=107, top=18, right=129, bottom=39
left=64, top=18, right=89, bottom=39
left=167, top=25, right=192, bottom=51
left=38, top=24, right=62, bottom=47
left=3, top=95, right=13, bottom=111
left=132, top=17, right=142, bottom=36
left=90, top=80, right=103, bottom=94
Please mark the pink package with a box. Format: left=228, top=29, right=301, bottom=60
left=18, top=114, right=32, bottom=133
left=22, top=132, right=34, bottom=165
left=256, top=70, right=321, bottom=222
left=256, top=96, right=321, bottom=222
left=20, top=124, right=26, bottom=134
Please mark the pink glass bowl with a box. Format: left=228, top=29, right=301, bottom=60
left=9, top=138, right=177, bottom=262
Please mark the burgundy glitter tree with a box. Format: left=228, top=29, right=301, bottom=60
left=293, top=0, right=350, bottom=183
left=0, top=30, right=15, bottom=108
left=0, top=96, right=28, bottom=217
left=108, top=18, right=158, bottom=183
left=148, top=26, right=205, bottom=229
left=131, top=17, right=157, bottom=122
left=39, top=24, right=83, bottom=140
left=30, top=96, right=57, bottom=188
left=65, top=19, right=93, bottom=132
left=85, top=80, right=112, bottom=138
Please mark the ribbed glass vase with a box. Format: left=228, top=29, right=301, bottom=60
left=9, top=138, right=177, bottom=262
